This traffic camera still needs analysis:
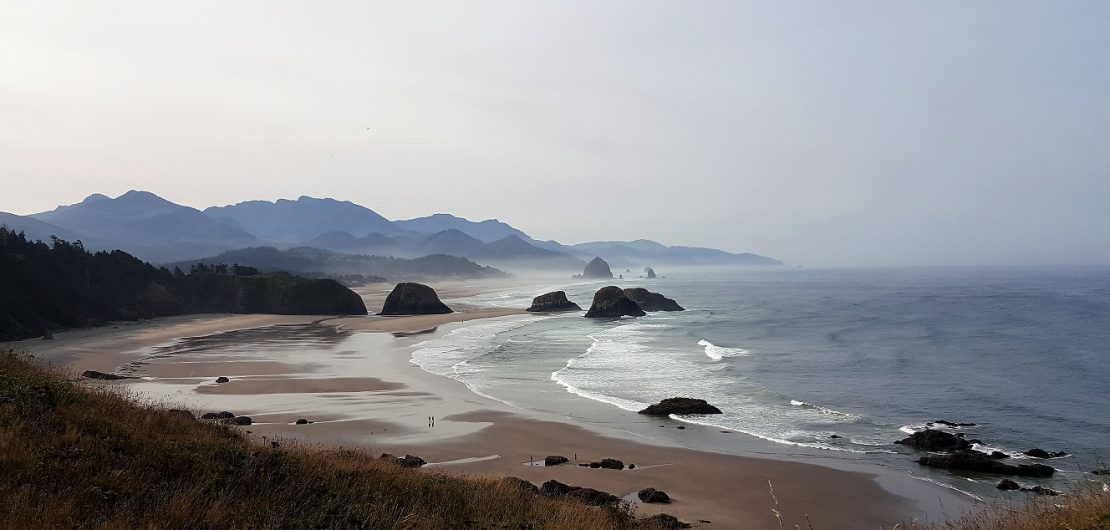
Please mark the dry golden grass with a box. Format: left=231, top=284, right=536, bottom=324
left=0, top=351, right=669, bottom=529
left=911, top=486, right=1110, bottom=530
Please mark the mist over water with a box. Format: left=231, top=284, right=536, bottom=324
left=413, top=266, right=1110, bottom=498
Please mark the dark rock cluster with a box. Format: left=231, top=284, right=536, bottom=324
left=639, top=398, right=723, bottom=416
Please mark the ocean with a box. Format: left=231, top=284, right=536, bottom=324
left=410, top=266, right=1110, bottom=499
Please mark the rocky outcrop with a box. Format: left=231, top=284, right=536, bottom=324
left=917, top=451, right=1055, bottom=477
left=540, top=480, right=620, bottom=506
left=930, top=420, right=976, bottom=427
left=644, top=267, right=657, bottom=279
left=1023, top=448, right=1068, bottom=459
left=81, top=370, right=133, bottom=380
left=584, top=286, right=645, bottom=318
left=622, top=288, right=684, bottom=312
left=201, top=411, right=235, bottom=420
left=379, top=282, right=452, bottom=315
left=639, top=398, right=722, bottom=416
left=380, top=454, right=426, bottom=468
left=640, top=514, right=691, bottom=529
left=638, top=487, right=671, bottom=503
left=228, top=416, right=252, bottom=426
left=215, top=376, right=229, bottom=383
left=544, top=455, right=569, bottom=466
left=582, top=257, right=613, bottom=279
left=527, top=291, right=581, bottom=312
left=997, top=479, right=1020, bottom=490
left=894, top=429, right=971, bottom=451
left=502, top=477, right=539, bottom=494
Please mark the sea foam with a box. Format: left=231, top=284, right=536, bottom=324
left=698, top=339, right=750, bottom=360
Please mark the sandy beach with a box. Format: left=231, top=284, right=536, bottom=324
left=4, top=279, right=972, bottom=529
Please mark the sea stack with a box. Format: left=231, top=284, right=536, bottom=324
left=582, top=257, right=614, bottom=279
left=644, top=267, right=657, bottom=279
left=527, top=291, right=582, bottom=312
left=623, top=288, right=684, bottom=312
left=584, top=286, right=645, bottom=318
left=379, top=282, right=452, bottom=315
left=639, top=398, right=723, bottom=416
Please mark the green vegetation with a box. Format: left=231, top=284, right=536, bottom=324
left=0, top=352, right=650, bottom=529
left=0, top=229, right=366, bottom=341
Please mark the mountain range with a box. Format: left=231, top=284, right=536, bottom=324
left=0, top=191, right=782, bottom=273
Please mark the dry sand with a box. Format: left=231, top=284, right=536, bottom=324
left=3, top=279, right=968, bottom=529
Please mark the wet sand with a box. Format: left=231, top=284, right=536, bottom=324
left=3, top=279, right=968, bottom=529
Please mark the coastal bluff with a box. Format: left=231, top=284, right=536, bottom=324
left=379, top=282, right=453, bottom=315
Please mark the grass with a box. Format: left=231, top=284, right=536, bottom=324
left=911, top=486, right=1110, bottom=530
left=0, top=350, right=658, bottom=529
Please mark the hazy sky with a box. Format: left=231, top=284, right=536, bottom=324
left=2, top=2, right=1108, bottom=266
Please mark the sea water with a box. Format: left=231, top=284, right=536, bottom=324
left=409, top=266, right=1110, bottom=498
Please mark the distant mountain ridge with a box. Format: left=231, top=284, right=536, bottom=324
left=1, top=190, right=782, bottom=271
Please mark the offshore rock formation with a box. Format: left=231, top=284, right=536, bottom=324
left=644, top=267, right=657, bottom=279
left=526, top=291, right=581, bottom=312
left=379, top=283, right=452, bottom=315
left=584, top=286, right=645, bottom=318
left=639, top=398, right=723, bottom=416
left=581, top=257, right=614, bottom=279
left=622, top=288, right=684, bottom=312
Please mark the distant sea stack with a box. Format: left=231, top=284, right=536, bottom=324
left=527, top=291, right=582, bottom=313
left=623, top=288, right=684, bottom=312
left=584, top=286, right=645, bottom=318
left=379, top=282, right=452, bottom=315
left=581, top=257, right=613, bottom=279
left=644, top=267, right=656, bottom=279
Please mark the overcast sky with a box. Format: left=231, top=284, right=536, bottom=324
left=2, top=2, right=1108, bottom=266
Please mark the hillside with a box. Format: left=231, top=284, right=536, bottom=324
left=0, top=353, right=644, bottom=529
left=395, top=213, right=532, bottom=243
left=0, top=229, right=366, bottom=341
left=172, top=246, right=507, bottom=282
left=32, top=191, right=258, bottom=262
left=205, top=196, right=406, bottom=242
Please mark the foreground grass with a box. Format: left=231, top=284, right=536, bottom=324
left=0, top=351, right=648, bottom=529
left=916, top=487, right=1110, bottom=530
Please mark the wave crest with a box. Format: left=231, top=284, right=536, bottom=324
left=698, top=339, right=750, bottom=360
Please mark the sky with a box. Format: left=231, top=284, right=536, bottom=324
left=2, top=1, right=1108, bottom=267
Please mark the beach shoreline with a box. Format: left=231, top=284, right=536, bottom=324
left=3, top=279, right=975, bottom=529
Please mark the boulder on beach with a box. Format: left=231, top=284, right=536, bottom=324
left=215, top=376, right=229, bottom=383
left=582, top=257, right=614, bottom=279
left=201, top=411, right=235, bottom=420
left=380, top=454, right=426, bottom=468
left=584, top=286, right=645, bottom=318
left=1024, top=485, right=1060, bottom=496
left=81, top=370, right=133, bottom=381
left=527, top=291, right=581, bottom=313
left=544, top=455, right=569, bottom=466
left=295, top=419, right=310, bottom=425
left=622, top=288, right=684, bottom=312
left=227, top=416, right=252, bottom=426
left=640, top=514, right=691, bottom=529
left=997, top=479, right=1021, bottom=491
left=379, top=282, right=452, bottom=315
left=540, top=480, right=620, bottom=506
left=917, top=451, right=1055, bottom=477
left=638, top=487, right=671, bottom=503
left=639, top=397, right=723, bottom=416
left=596, top=458, right=624, bottom=470
left=1024, top=448, right=1068, bottom=459
left=644, top=267, right=657, bottom=279
left=894, top=429, right=971, bottom=451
